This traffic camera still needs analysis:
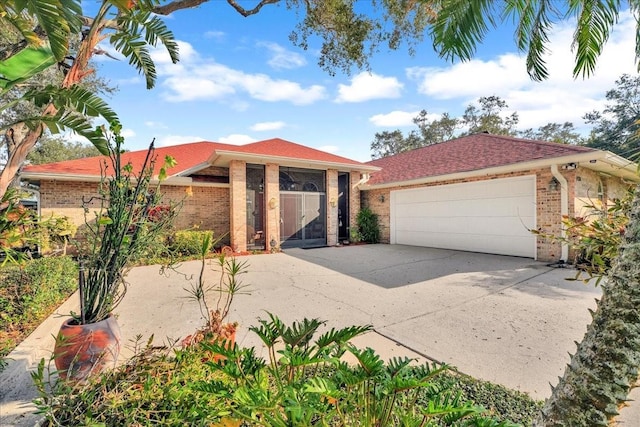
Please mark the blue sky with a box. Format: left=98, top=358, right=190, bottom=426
left=89, top=4, right=638, bottom=162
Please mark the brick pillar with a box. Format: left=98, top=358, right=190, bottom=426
left=264, top=163, right=280, bottom=251
left=326, top=169, right=339, bottom=246
left=349, top=171, right=361, bottom=241
left=229, top=160, right=247, bottom=252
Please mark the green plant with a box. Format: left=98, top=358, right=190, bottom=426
left=0, top=256, right=78, bottom=363
left=75, top=125, right=180, bottom=325
left=349, top=226, right=362, bottom=243
left=0, top=188, right=39, bottom=265
left=38, top=215, right=77, bottom=255
left=357, top=207, right=380, bottom=244
left=32, top=315, right=536, bottom=426
left=196, top=313, right=513, bottom=426
left=533, top=188, right=633, bottom=285
left=169, top=229, right=215, bottom=256
left=182, top=233, right=250, bottom=346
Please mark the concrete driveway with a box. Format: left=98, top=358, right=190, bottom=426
left=2, top=244, right=638, bottom=425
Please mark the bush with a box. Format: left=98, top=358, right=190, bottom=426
left=34, top=314, right=538, bottom=426
left=168, top=230, right=215, bottom=256
left=357, top=207, right=380, bottom=243
left=0, top=256, right=78, bottom=363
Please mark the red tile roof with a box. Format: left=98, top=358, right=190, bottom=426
left=22, top=138, right=366, bottom=177
left=365, top=133, right=597, bottom=185
left=214, top=138, right=365, bottom=166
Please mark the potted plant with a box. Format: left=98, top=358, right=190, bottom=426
left=53, top=125, right=180, bottom=381
left=181, top=233, right=250, bottom=357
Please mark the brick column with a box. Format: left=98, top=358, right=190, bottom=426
left=349, top=171, right=361, bottom=241
left=264, top=163, right=280, bottom=251
left=326, top=169, right=339, bottom=246
left=229, top=160, right=247, bottom=252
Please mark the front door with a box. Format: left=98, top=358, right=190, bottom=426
left=279, top=167, right=326, bottom=248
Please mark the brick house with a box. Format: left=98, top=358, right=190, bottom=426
left=361, top=133, right=639, bottom=262
left=20, top=138, right=380, bottom=252
left=20, top=133, right=638, bottom=262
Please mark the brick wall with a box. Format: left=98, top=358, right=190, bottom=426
left=38, top=179, right=230, bottom=245
left=349, top=171, right=361, bottom=240
left=265, top=163, right=280, bottom=251
left=326, top=170, right=339, bottom=246
left=229, top=160, right=247, bottom=251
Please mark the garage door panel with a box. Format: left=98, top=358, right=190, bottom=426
left=391, top=176, right=536, bottom=258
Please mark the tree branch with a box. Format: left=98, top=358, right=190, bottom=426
left=152, top=0, right=281, bottom=17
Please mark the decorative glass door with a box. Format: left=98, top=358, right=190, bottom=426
left=279, top=167, right=326, bottom=248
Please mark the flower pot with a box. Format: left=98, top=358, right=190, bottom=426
left=53, top=314, right=121, bottom=381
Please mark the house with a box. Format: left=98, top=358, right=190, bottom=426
left=20, top=134, right=638, bottom=262
left=20, top=138, right=380, bottom=252
left=361, top=133, right=639, bottom=262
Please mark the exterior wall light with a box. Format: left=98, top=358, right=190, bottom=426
left=549, top=177, right=560, bottom=191
left=378, top=194, right=385, bottom=202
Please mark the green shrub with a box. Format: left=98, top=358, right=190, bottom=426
left=357, top=207, right=380, bottom=243
left=168, top=230, right=215, bottom=256
left=34, top=314, right=536, bottom=426
left=0, top=256, right=78, bottom=362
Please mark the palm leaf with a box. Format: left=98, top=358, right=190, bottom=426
left=0, top=45, right=57, bottom=91
left=430, top=0, right=497, bottom=62
left=35, top=112, right=109, bottom=154
left=20, top=0, right=82, bottom=61
left=568, top=0, right=619, bottom=79
left=0, top=6, right=41, bottom=47
left=504, top=0, right=558, bottom=81
left=109, top=9, right=178, bottom=89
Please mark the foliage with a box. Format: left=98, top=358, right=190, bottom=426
left=428, top=0, right=637, bottom=81
left=445, top=373, right=543, bottom=426
left=74, top=125, right=180, bottom=325
left=584, top=73, right=640, bottom=158
left=0, top=187, right=39, bottom=265
left=182, top=233, right=250, bottom=346
left=168, top=229, right=215, bottom=257
left=34, top=315, right=535, bottom=426
left=0, top=256, right=77, bottom=364
left=519, top=122, right=584, bottom=145
left=38, top=214, right=77, bottom=255
left=349, top=226, right=362, bottom=244
left=357, top=207, right=380, bottom=244
left=26, top=137, right=100, bottom=164
left=370, top=96, right=522, bottom=159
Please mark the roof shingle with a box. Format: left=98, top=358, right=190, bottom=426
left=365, top=133, right=596, bottom=185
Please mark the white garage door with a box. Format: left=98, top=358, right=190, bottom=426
left=390, top=176, right=536, bottom=258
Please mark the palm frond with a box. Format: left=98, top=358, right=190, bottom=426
left=568, top=0, right=619, bottom=79
left=430, top=0, right=497, bottom=62
left=109, top=9, right=178, bottom=89
left=504, top=0, right=558, bottom=81
left=0, top=6, right=41, bottom=47
left=33, top=111, right=109, bottom=154
left=22, top=0, right=82, bottom=61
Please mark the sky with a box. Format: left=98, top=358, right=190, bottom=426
left=87, top=3, right=639, bottom=163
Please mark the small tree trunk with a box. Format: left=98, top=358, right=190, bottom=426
left=535, top=183, right=640, bottom=426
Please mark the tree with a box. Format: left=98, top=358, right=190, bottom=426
left=369, top=96, right=516, bottom=158
left=460, top=95, right=519, bottom=136
left=584, top=73, right=640, bottom=158
left=520, top=122, right=584, bottom=145
left=27, top=137, right=100, bottom=164
left=0, top=0, right=434, bottom=198
left=427, top=1, right=640, bottom=424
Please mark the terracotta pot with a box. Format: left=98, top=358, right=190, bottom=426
left=53, top=315, right=121, bottom=381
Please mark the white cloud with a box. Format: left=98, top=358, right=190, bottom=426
left=406, top=12, right=638, bottom=133
left=251, top=121, right=286, bottom=131
left=204, top=30, right=225, bottom=40
left=259, top=41, right=306, bottom=69
left=336, top=72, right=403, bottom=103
left=144, top=121, right=169, bottom=129
left=156, top=134, right=206, bottom=147
left=116, top=76, right=142, bottom=86
left=120, top=128, right=136, bottom=139
left=218, top=134, right=257, bottom=145
left=318, top=145, right=339, bottom=154
left=151, top=41, right=198, bottom=65
left=155, top=41, right=326, bottom=105
left=369, top=110, right=421, bottom=127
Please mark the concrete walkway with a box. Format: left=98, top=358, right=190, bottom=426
left=1, top=245, right=638, bottom=425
